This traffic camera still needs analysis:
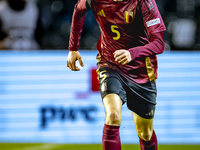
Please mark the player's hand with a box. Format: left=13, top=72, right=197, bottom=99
left=67, top=51, right=84, bottom=71
left=113, top=49, right=132, bottom=65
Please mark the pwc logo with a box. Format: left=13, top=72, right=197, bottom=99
left=40, top=106, right=97, bottom=128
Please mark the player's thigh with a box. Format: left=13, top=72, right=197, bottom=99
left=103, top=94, right=122, bottom=126
left=97, top=67, right=125, bottom=125
left=126, top=80, right=157, bottom=119
left=132, top=111, right=154, bottom=141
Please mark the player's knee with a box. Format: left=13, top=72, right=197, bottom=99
left=106, top=112, right=121, bottom=126
left=137, top=129, right=153, bottom=141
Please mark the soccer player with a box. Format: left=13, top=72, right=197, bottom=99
left=67, top=0, right=166, bottom=150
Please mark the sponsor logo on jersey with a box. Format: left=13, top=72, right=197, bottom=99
left=97, top=9, right=106, bottom=17
left=125, top=10, right=134, bottom=23
left=146, top=18, right=160, bottom=27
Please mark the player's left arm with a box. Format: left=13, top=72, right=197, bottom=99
left=128, top=31, right=165, bottom=60
left=114, top=0, right=166, bottom=65
left=113, top=31, right=164, bottom=65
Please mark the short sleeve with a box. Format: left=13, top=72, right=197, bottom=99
left=140, top=0, right=166, bottom=35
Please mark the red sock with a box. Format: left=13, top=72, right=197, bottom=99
left=139, top=130, right=157, bottom=150
left=102, top=124, right=121, bottom=150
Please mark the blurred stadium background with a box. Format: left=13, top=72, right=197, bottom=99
left=0, top=0, right=200, bottom=150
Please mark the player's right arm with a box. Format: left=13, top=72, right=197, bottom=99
left=67, top=51, right=84, bottom=71
left=67, top=0, right=91, bottom=71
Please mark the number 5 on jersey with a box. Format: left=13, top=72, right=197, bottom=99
left=111, top=25, right=120, bottom=40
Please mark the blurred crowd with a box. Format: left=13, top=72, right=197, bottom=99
left=0, top=0, right=200, bottom=51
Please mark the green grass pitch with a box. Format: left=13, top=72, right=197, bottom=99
left=1, top=144, right=200, bottom=150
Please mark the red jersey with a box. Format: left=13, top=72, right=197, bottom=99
left=69, top=0, right=166, bottom=83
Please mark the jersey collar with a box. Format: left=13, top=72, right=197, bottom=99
left=113, top=0, right=124, bottom=2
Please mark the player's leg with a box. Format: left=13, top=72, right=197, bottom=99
left=133, top=111, right=154, bottom=141
left=125, top=79, right=157, bottom=150
left=132, top=112, right=157, bottom=150
left=97, top=67, right=126, bottom=150
left=102, top=94, right=122, bottom=150
left=103, top=93, right=122, bottom=126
